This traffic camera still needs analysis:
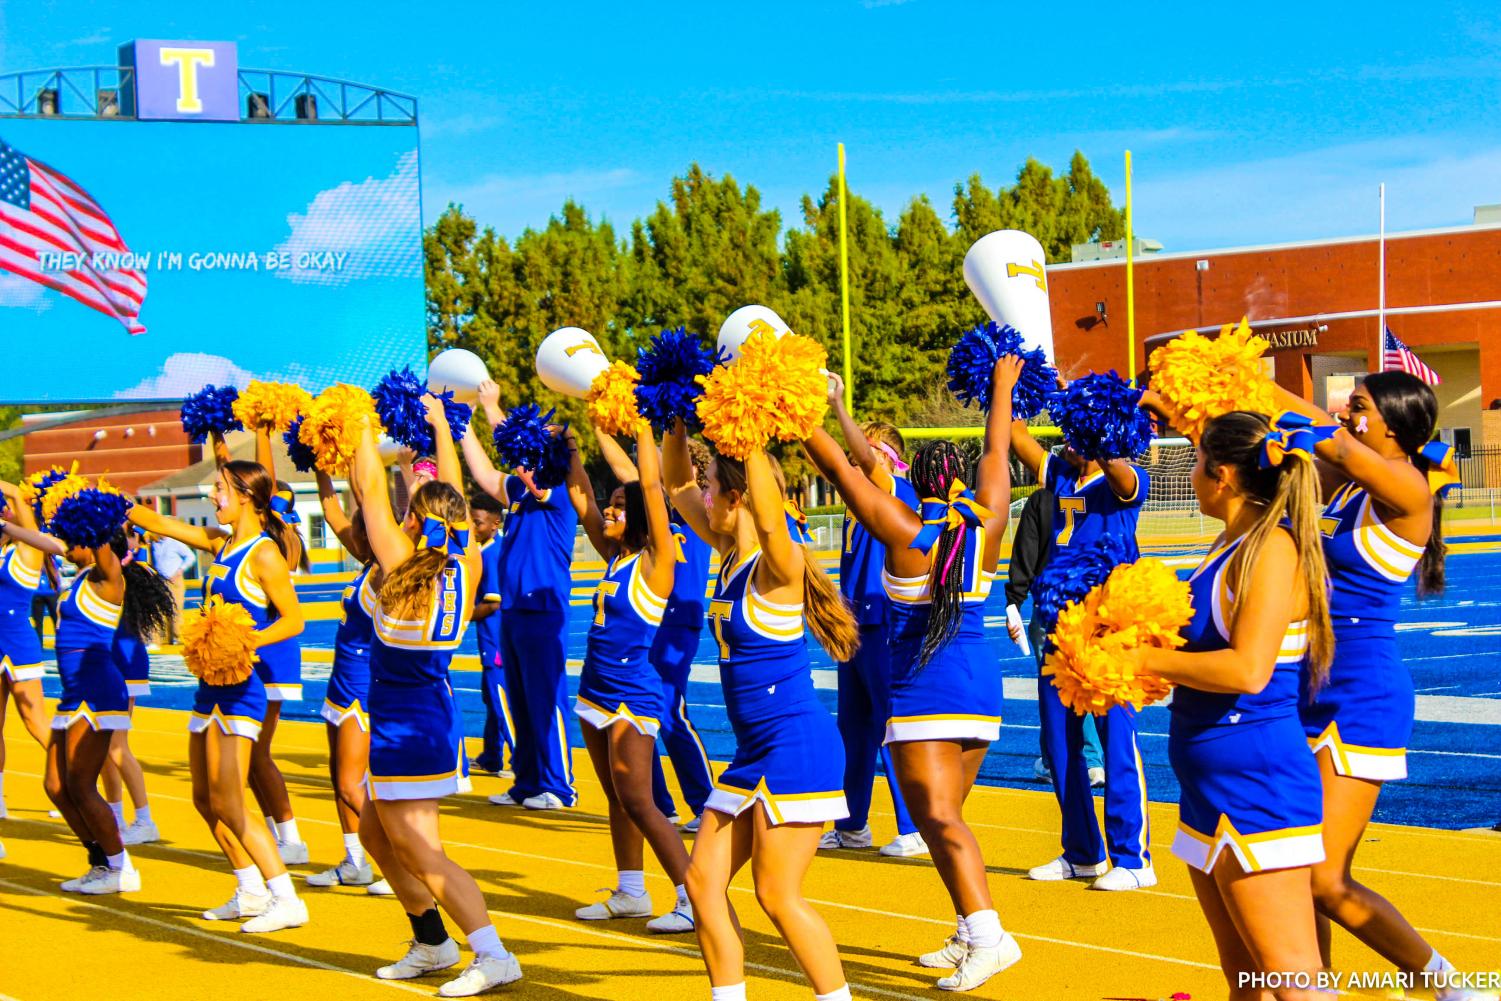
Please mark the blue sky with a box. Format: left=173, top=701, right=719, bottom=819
left=3, top=1, right=1500, bottom=255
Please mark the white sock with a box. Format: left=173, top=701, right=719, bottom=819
left=275, top=818, right=303, bottom=845
left=343, top=833, right=365, bottom=867
left=815, top=987, right=852, bottom=1001
left=618, top=870, right=646, bottom=897
left=135, top=804, right=153, bottom=826
left=234, top=865, right=267, bottom=896
left=964, top=909, right=1002, bottom=949
left=1425, top=951, right=1452, bottom=974
left=108, top=800, right=126, bottom=827
left=675, top=883, right=689, bottom=909
left=105, top=849, right=131, bottom=872
left=955, top=913, right=971, bottom=945
left=710, top=985, right=747, bottom=1001
left=264, top=815, right=278, bottom=839
left=466, top=923, right=511, bottom=961
left=265, top=872, right=296, bottom=901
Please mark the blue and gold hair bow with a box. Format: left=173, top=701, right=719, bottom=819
left=783, top=499, right=813, bottom=545
left=269, top=492, right=301, bottom=524
left=418, top=516, right=470, bottom=554
left=908, top=479, right=994, bottom=554
left=1419, top=441, right=1460, bottom=498
left=1260, top=412, right=1336, bottom=469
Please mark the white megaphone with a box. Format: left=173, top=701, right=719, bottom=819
left=427, top=348, right=490, bottom=404
left=963, top=230, right=1055, bottom=360
left=717, top=305, right=791, bottom=364
left=536, top=326, right=610, bottom=399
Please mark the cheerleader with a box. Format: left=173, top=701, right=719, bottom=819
left=565, top=420, right=693, bottom=932
left=1133, top=411, right=1331, bottom=1001
left=665, top=423, right=858, bottom=1001
left=1271, top=375, right=1479, bottom=997
left=0, top=481, right=56, bottom=819
left=349, top=401, right=521, bottom=995
left=801, top=357, right=1023, bottom=992
left=127, top=456, right=309, bottom=932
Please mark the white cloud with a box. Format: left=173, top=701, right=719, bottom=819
left=272, top=149, right=421, bottom=286
left=116, top=352, right=255, bottom=399
left=0, top=271, right=53, bottom=313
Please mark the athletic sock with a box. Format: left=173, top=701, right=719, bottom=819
left=234, top=865, right=267, bottom=896
left=964, top=909, right=1002, bottom=949
left=86, top=841, right=107, bottom=868
left=134, top=804, right=153, bottom=826
left=617, top=870, right=646, bottom=897
left=343, top=833, right=366, bottom=867
left=465, top=923, right=511, bottom=961
left=274, top=818, right=303, bottom=845
left=105, top=849, right=130, bottom=872
left=107, top=800, right=126, bottom=828
left=1425, top=950, right=1453, bottom=974
left=265, top=815, right=278, bottom=839
left=408, top=907, right=450, bottom=946
left=955, top=913, right=971, bottom=945
left=815, top=987, right=852, bottom=1001
left=675, top=883, right=689, bottom=910
left=710, top=984, right=747, bottom=1001
left=265, top=872, right=296, bottom=901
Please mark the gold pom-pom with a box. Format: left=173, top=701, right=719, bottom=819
left=39, top=471, right=91, bottom=523
left=298, top=384, right=383, bottom=474
left=695, top=331, right=829, bottom=459
left=232, top=381, right=313, bottom=433
left=587, top=361, right=648, bottom=436
left=181, top=594, right=259, bottom=686
left=1043, top=558, right=1191, bottom=714
left=1148, top=317, right=1277, bottom=440
left=20, top=461, right=79, bottom=509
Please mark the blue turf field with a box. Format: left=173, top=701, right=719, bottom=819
left=40, top=538, right=1501, bottom=830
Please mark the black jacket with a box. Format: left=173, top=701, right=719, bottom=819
left=1005, top=485, right=1056, bottom=608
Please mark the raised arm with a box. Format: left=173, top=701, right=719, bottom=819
left=316, top=470, right=361, bottom=555
left=1008, top=419, right=1047, bottom=481
left=353, top=423, right=415, bottom=574
left=460, top=425, right=506, bottom=500
left=635, top=426, right=676, bottom=597
left=90, top=539, right=126, bottom=606
left=249, top=537, right=305, bottom=648
left=476, top=379, right=506, bottom=430
left=663, top=418, right=730, bottom=551
left=1101, top=459, right=1143, bottom=502
left=826, top=373, right=880, bottom=478
left=396, top=446, right=419, bottom=501
left=804, top=427, right=919, bottom=551
left=255, top=426, right=277, bottom=480
left=973, top=355, right=1022, bottom=526
left=424, top=393, right=462, bottom=491
left=210, top=430, right=232, bottom=469
left=568, top=426, right=612, bottom=559
left=745, top=445, right=802, bottom=591
left=0, top=519, right=66, bottom=557
left=128, top=503, right=223, bottom=553
left=595, top=429, right=640, bottom=485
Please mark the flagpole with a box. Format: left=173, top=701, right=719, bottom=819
left=1125, top=149, right=1136, bottom=385
left=1377, top=182, right=1386, bottom=372
left=837, top=143, right=854, bottom=412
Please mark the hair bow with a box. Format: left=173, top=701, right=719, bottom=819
left=269, top=492, right=301, bottom=524
left=1419, top=440, right=1460, bottom=498
left=783, top=499, right=813, bottom=545
left=418, top=516, right=470, bottom=554
left=1259, top=413, right=1335, bottom=469
left=908, top=478, right=994, bottom=554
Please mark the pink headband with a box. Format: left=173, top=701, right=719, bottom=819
left=413, top=459, right=438, bottom=478
left=876, top=441, right=909, bottom=472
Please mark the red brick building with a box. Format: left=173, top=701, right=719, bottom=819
left=21, top=408, right=201, bottom=495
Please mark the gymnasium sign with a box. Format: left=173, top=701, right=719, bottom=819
left=1261, top=326, right=1322, bottom=351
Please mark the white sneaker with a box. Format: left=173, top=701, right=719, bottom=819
left=574, top=889, right=652, bottom=921
left=203, top=888, right=270, bottom=921
left=457, top=775, right=474, bottom=794
left=0, top=798, right=8, bottom=819
left=61, top=866, right=106, bottom=893
left=277, top=839, right=310, bottom=865
left=305, top=860, right=375, bottom=887
left=681, top=814, right=702, bottom=833
left=377, top=938, right=462, bottom=980
left=438, top=955, right=523, bottom=997
left=918, top=935, right=968, bottom=969
left=1026, top=855, right=1110, bottom=881
left=664, top=813, right=682, bottom=826
left=488, top=792, right=519, bottom=807
left=241, top=893, right=309, bottom=933
left=121, top=818, right=160, bottom=845
left=936, top=933, right=1022, bottom=991
left=522, top=792, right=565, bottom=811
left=80, top=866, right=141, bottom=895
left=1031, top=756, right=1050, bottom=781
left=1088, top=766, right=1106, bottom=788
left=1091, top=864, right=1156, bottom=891
left=817, top=825, right=873, bottom=850
left=645, top=903, right=694, bottom=934
left=880, top=832, right=930, bottom=858
left=368, top=879, right=395, bottom=896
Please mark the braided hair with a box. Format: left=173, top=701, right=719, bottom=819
left=909, top=440, right=976, bottom=668
left=110, top=532, right=176, bottom=642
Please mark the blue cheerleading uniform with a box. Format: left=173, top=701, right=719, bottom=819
left=882, top=524, right=1003, bottom=744
left=1301, top=482, right=1424, bottom=781
left=1169, top=537, right=1324, bottom=873
left=366, top=557, right=472, bottom=800
left=322, top=562, right=376, bottom=730
left=703, top=549, right=848, bottom=825
left=1044, top=454, right=1148, bottom=557
left=52, top=574, right=130, bottom=731
left=190, top=534, right=275, bottom=740
left=576, top=551, right=669, bottom=736
left=0, top=543, right=46, bottom=682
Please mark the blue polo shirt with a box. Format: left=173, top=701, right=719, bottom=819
left=497, top=475, right=577, bottom=612
left=840, top=469, right=919, bottom=626
left=1042, top=454, right=1147, bottom=561
left=474, top=536, right=502, bottom=660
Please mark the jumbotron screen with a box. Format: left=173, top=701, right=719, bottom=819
left=0, top=118, right=426, bottom=402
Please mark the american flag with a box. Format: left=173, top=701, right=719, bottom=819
left=0, top=137, right=146, bottom=334
left=1383, top=327, right=1439, bottom=385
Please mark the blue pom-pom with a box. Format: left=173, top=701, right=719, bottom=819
left=1033, top=535, right=1135, bottom=633
left=439, top=392, right=472, bottom=445
left=493, top=404, right=555, bottom=472
left=180, top=385, right=243, bottom=443
left=635, top=326, right=721, bottom=433
left=27, top=468, right=71, bottom=522
left=1053, top=371, right=1154, bottom=460
left=945, top=322, right=1056, bottom=419
left=372, top=368, right=432, bottom=453
left=532, top=424, right=574, bottom=490
left=283, top=416, right=318, bottom=474
left=48, top=489, right=132, bottom=550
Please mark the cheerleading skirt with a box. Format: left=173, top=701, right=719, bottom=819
left=254, top=635, right=303, bottom=702
left=885, top=637, right=1003, bottom=744
left=368, top=676, right=464, bottom=801
left=0, top=606, right=45, bottom=682
left=575, top=654, right=666, bottom=738
left=1299, top=622, right=1412, bottom=781
left=113, top=631, right=151, bottom=697
left=706, top=674, right=847, bottom=826
left=189, top=673, right=267, bottom=740
left=321, top=649, right=371, bottom=731
left=52, top=646, right=131, bottom=731
left=1169, top=713, right=1324, bottom=874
